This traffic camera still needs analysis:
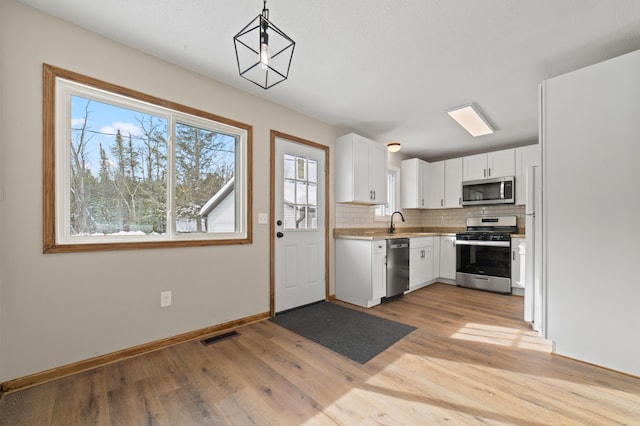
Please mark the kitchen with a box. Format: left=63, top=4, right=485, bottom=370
left=334, top=138, right=535, bottom=312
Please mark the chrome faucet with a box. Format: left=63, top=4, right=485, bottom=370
left=389, top=211, right=405, bottom=233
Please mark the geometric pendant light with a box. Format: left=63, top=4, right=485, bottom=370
left=233, top=0, right=296, bottom=89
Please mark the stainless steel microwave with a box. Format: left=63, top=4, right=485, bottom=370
left=462, top=176, right=515, bottom=206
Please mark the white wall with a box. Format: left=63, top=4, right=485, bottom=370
left=542, top=49, right=640, bottom=376
left=0, top=0, right=340, bottom=381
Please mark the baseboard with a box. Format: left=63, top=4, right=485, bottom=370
left=0, top=311, right=270, bottom=395
left=551, top=352, right=640, bottom=380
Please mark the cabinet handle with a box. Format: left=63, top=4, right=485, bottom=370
left=484, top=169, right=486, bottom=177
left=441, top=199, right=443, bottom=207
left=373, top=190, right=376, bottom=200
left=488, top=167, right=491, bottom=177
left=459, top=197, right=461, bottom=206
left=512, top=250, right=515, bottom=261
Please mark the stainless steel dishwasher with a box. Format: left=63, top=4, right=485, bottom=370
left=386, top=238, right=410, bottom=297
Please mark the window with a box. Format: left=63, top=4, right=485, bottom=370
left=375, top=165, right=400, bottom=218
left=43, top=64, right=252, bottom=252
left=283, top=154, right=318, bottom=230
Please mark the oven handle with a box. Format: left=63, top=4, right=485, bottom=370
left=455, top=240, right=510, bottom=247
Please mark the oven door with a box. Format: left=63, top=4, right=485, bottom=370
left=456, top=240, right=512, bottom=293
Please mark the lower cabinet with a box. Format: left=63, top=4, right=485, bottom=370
left=511, top=237, right=526, bottom=294
left=409, top=237, right=434, bottom=290
left=336, top=239, right=386, bottom=308
left=439, top=236, right=456, bottom=280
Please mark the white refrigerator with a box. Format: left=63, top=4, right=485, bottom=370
left=524, top=165, right=543, bottom=334
left=541, top=49, right=640, bottom=376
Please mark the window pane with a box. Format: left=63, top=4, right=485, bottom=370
left=175, top=122, right=236, bottom=234
left=296, top=181, right=307, bottom=204
left=69, top=96, right=168, bottom=236
left=283, top=203, right=295, bottom=229
left=296, top=157, right=307, bottom=180
left=283, top=179, right=295, bottom=204
left=307, top=207, right=317, bottom=229
left=296, top=206, right=307, bottom=229
left=308, top=160, right=317, bottom=183
left=284, top=154, right=295, bottom=179
left=308, top=183, right=317, bottom=206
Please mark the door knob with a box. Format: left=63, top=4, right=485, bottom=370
left=276, top=232, right=284, bottom=238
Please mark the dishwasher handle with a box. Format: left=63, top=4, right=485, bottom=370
left=388, top=243, right=409, bottom=249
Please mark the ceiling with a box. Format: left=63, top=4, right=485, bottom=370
left=17, top=0, right=640, bottom=160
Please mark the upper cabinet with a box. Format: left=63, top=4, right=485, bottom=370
left=428, top=161, right=445, bottom=209
left=336, top=133, right=387, bottom=204
left=401, top=158, right=429, bottom=209
left=444, top=157, right=463, bottom=208
left=463, top=148, right=515, bottom=181
left=402, top=157, right=462, bottom=209
left=515, top=144, right=540, bottom=205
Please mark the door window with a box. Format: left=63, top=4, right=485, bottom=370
left=283, top=154, right=317, bottom=230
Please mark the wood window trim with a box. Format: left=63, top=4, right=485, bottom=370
left=42, top=63, right=253, bottom=253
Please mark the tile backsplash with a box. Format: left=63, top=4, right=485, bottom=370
left=335, top=204, right=526, bottom=232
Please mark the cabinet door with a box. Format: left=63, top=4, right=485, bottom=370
left=428, top=161, right=445, bottom=209
left=409, top=247, right=423, bottom=288
left=368, top=141, right=387, bottom=204
left=401, top=158, right=427, bottom=208
left=462, top=153, right=488, bottom=181
left=439, top=236, right=456, bottom=279
left=423, top=246, right=434, bottom=283
left=515, top=145, right=540, bottom=205
left=444, top=157, right=463, bottom=208
left=511, top=238, right=526, bottom=289
left=352, top=134, right=372, bottom=202
left=372, top=242, right=387, bottom=300
left=432, top=236, right=440, bottom=279
left=409, top=238, right=433, bottom=288
left=487, top=148, right=515, bottom=178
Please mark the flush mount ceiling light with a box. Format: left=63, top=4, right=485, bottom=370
left=446, top=103, right=495, bottom=137
left=387, top=142, right=402, bottom=152
left=233, top=0, right=295, bottom=89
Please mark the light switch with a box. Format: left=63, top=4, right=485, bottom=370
left=258, top=213, right=268, bottom=224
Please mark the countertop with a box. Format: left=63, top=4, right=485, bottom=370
left=334, top=227, right=526, bottom=240
left=334, top=227, right=461, bottom=241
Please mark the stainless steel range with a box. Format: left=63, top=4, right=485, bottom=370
left=456, top=216, right=517, bottom=294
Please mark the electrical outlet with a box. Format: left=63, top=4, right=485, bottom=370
left=160, top=291, right=172, bottom=308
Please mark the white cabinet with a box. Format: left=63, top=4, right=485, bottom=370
left=439, top=236, right=457, bottom=280
left=336, top=133, right=387, bottom=204
left=401, top=158, right=429, bottom=208
left=336, top=239, right=387, bottom=308
left=428, top=161, right=445, bottom=209
left=409, top=237, right=434, bottom=290
left=432, top=236, right=441, bottom=279
left=515, top=144, right=540, bottom=205
left=511, top=237, right=526, bottom=291
left=372, top=242, right=387, bottom=301
left=444, top=157, right=463, bottom=208
left=463, top=148, right=515, bottom=181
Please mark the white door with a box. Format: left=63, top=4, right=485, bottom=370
left=274, top=137, right=326, bottom=312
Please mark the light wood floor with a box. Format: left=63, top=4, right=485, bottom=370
left=1, top=283, right=638, bottom=425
